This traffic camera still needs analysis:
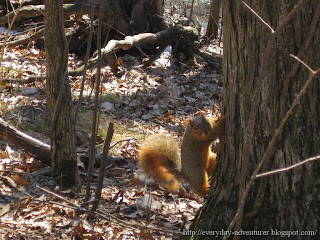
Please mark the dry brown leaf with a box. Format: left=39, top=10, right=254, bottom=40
left=11, top=174, right=29, bottom=187
left=65, top=208, right=75, bottom=218
left=139, top=229, right=155, bottom=240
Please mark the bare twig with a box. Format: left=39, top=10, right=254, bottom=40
left=290, top=54, right=319, bottom=74
left=35, top=184, right=181, bottom=236
left=189, top=0, right=195, bottom=19
left=37, top=186, right=80, bottom=208
left=0, top=1, right=23, bottom=61
left=273, top=0, right=310, bottom=38
left=0, top=170, right=36, bottom=177
left=74, top=0, right=96, bottom=122
left=256, top=155, right=320, bottom=178
left=85, top=0, right=106, bottom=202
left=238, top=0, right=274, bottom=33
left=92, top=122, right=114, bottom=211
left=108, top=138, right=136, bottom=150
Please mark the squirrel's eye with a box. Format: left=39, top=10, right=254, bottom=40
left=204, top=130, right=208, bottom=135
left=194, top=127, right=198, bottom=131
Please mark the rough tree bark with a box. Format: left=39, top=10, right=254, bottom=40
left=205, top=0, right=221, bottom=38
left=192, top=1, right=320, bottom=239
left=44, top=0, right=79, bottom=188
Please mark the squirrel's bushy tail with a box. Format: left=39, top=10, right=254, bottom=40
left=138, top=135, right=181, bottom=192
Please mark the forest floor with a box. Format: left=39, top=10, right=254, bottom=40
left=0, top=40, right=223, bottom=239
left=0, top=3, right=223, bottom=240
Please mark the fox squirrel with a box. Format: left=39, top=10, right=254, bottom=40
left=138, top=115, right=225, bottom=197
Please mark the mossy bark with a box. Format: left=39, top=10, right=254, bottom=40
left=192, top=1, right=320, bottom=239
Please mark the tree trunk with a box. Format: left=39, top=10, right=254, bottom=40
left=44, top=0, right=79, bottom=188
left=117, top=0, right=164, bottom=34
left=205, top=0, right=221, bottom=38
left=192, top=1, right=320, bottom=239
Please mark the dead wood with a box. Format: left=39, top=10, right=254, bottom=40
left=71, top=24, right=223, bottom=76
left=0, top=3, right=100, bottom=26
left=71, top=24, right=207, bottom=76
left=0, top=0, right=75, bottom=7
left=4, top=28, right=44, bottom=47
left=0, top=118, right=51, bottom=166
left=0, top=75, right=45, bottom=84
left=192, top=47, right=222, bottom=70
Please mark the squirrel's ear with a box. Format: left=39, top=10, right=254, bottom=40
left=188, top=118, right=194, bottom=127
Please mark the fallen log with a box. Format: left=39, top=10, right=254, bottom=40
left=70, top=24, right=223, bottom=76
left=0, top=75, right=45, bottom=84
left=0, top=118, right=51, bottom=166
left=4, top=28, right=44, bottom=48
left=70, top=24, right=207, bottom=76
left=0, top=4, right=100, bottom=26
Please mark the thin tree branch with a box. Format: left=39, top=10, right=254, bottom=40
left=189, top=0, right=195, bottom=19
left=92, top=122, right=114, bottom=211
left=238, top=0, right=274, bottom=33
left=85, top=0, right=106, bottom=202
left=36, top=185, right=181, bottom=236
left=290, top=54, right=317, bottom=74
left=0, top=1, right=23, bottom=61
left=256, top=155, right=320, bottom=178
left=108, top=138, right=136, bottom=150
left=273, top=0, right=310, bottom=38
left=74, top=0, right=96, bottom=122
left=37, top=186, right=79, bottom=208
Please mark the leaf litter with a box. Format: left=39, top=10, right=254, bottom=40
left=0, top=34, right=223, bottom=239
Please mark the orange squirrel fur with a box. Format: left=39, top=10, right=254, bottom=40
left=138, top=115, right=225, bottom=196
